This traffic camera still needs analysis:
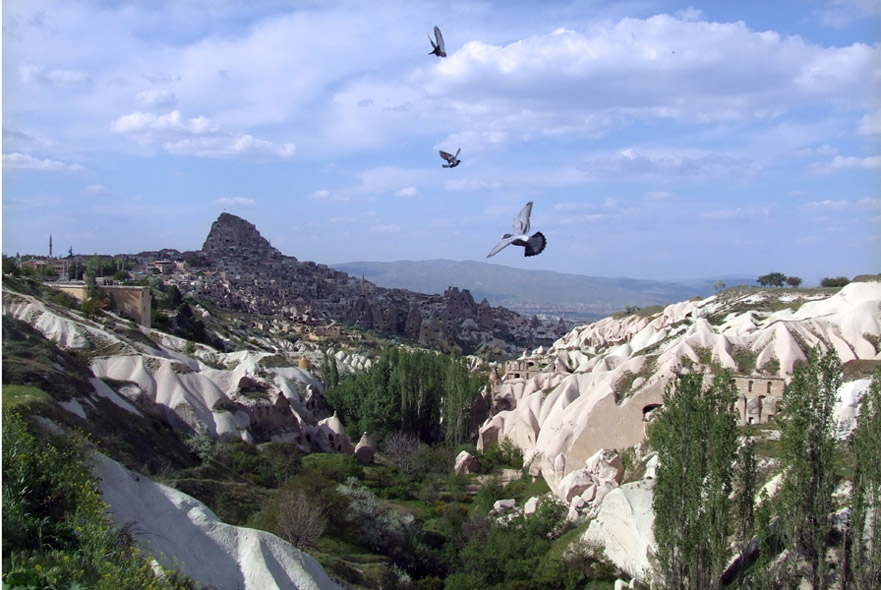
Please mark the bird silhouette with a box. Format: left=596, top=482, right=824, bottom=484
left=439, top=148, right=461, bottom=168
left=487, top=201, right=546, bottom=258
left=428, top=26, right=446, bottom=57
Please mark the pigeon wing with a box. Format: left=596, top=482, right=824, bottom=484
left=434, top=26, right=446, bottom=55
left=439, top=150, right=455, bottom=163
left=487, top=234, right=516, bottom=258
left=512, top=201, right=533, bottom=235
left=523, top=232, right=546, bottom=257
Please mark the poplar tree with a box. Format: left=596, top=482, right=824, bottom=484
left=848, top=368, right=881, bottom=590
left=649, top=371, right=739, bottom=590
left=777, top=347, right=840, bottom=589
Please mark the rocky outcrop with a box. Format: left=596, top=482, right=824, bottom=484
left=354, top=433, right=376, bottom=464
left=454, top=450, right=481, bottom=475
left=478, top=281, right=881, bottom=503
left=184, top=213, right=569, bottom=354
left=95, top=453, right=343, bottom=590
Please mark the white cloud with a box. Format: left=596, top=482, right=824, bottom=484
left=2, top=152, right=83, bottom=172
left=643, top=190, right=674, bottom=200
left=111, top=110, right=295, bottom=159
left=212, top=197, right=256, bottom=207
left=800, top=199, right=850, bottom=210
left=578, top=148, right=756, bottom=179
left=136, top=89, right=178, bottom=109
left=858, top=110, right=881, bottom=135
left=369, top=224, right=401, bottom=233
left=20, top=65, right=91, bottom=86
left=395, top=187, right=419, bottom=198
left=701, top=207, right=770, bottom=221
left=794, top=144, right=838, bottom=157
left=811, top=155, right=881, bottom=173
left=309, top=190, right=349, bottom=202
left=330, top=217, right=357, bottom=224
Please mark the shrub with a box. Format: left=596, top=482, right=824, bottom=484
left=275, top=488, right=327, bottom=550
left=2, top=411, right=195, bottom=589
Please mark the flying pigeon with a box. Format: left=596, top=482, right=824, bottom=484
left=487, top=201, right=546, bottom=258
left=428, top=26, right=446, bottom=57
left=439, top=148, right=461, bottom=168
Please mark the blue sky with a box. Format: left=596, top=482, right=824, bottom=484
left=3, top=0, right=879, bottom=284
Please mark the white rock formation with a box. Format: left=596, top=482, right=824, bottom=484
left=454, top=450, right=481, bottom=475
left=94, top=453, right=343, bottom=590
left=354, top=432, right=376, bottom=464
left=583, top=478, right=657, bottom=582
left=477, top=281, right=881, bottom=500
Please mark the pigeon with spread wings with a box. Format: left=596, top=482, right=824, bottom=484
left=428, top=26, right=446, bottom=57
left=487, top=201, right=546, bottom=258
left=439, top=148, right=461, bottom=168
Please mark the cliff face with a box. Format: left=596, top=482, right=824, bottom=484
left=192, top=213, right=566, bottom=354
left=202, top=212, right=286, bottom=261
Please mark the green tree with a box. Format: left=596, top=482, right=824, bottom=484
left=648, top=372, right=739, bottom=590
left=777, top=347, right=840, bottom=589
left=820, top=276, right=850, bottom=288
left=757, top=272, right=786, bottom=287
left=712, top=280, right=727, bottom=292
left=2, top=255, right=21, bottom=277
left=785, top=276, right=803, bottom=288
left=848, top=368, right=881, bottom=589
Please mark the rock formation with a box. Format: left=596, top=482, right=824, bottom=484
left=478, top=280, right=881, bottom=542
left=173, top=213, right=568, bottom=354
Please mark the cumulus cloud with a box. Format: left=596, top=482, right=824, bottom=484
left=2, top=152, right=83, bottom=172
left=858, top=110, right=881, bottom=135
left=212, top=197, right=256, bottom=207
left=136, top=89, right=178, bottom=109
left=800, top=199, right=850, bottom=210
left=20, top=65, right=91, bottom=86
left=701, top=207, right=770, bottom=221
left=811, top=154, right=881, bottom=173
left=395, top=187, right=419, bottom=198
left=309, top=190, right=349, bottom=202
left=111, top=110, right=295, bottom=159
left=420, top=15, right=879, bottom=130
left=369, top=224, right=401, bottom=233
left=578, top=148, right=756, bottom=179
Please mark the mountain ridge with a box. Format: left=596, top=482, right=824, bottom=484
left=331, top=258, right=756, bottom=322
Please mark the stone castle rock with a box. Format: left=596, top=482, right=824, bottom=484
left=175, top=213, right=567, bottom=354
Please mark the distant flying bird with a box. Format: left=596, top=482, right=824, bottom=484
left=439, top=148, right=461, bottom=168
left=487, top=201, right=546, bottom=258
left=428, top=26, right=446, bottom=57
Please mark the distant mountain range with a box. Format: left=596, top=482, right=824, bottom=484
left=332, top=259, right=757, bottom=322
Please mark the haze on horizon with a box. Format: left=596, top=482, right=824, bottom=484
left=2, top=0, right=879, bottom=285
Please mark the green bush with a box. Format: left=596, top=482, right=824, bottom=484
left=2, top=411, right=195, bottom=589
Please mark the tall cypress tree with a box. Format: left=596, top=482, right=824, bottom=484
left=777, top=347, right=840, bottom=589
left=848, top=367, right=881, bottom=590
left=649, top=371, right=738, bottom=590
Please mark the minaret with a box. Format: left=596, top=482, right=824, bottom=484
left=49, top=234, right=53, bottom=259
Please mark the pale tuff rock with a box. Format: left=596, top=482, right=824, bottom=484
left=478, top=281, right=881, bottom=503
left=95, top=453, right=343, bottom=590
left=354, top=433, right=377, bottom=464
left=493, top=498, right=517, bottom=514
left=583, top=478, right=657, bottom=583
left=454, top=450, right=481, bottom=475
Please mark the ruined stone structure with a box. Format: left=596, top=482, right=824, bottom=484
left=730, top=375, right=786, bottom=425
left=54, top=282, right=151, bottom=326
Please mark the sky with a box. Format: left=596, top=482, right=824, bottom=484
left=2, top=0, right=880, bottom=285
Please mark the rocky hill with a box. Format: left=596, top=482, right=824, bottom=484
left=333, top=259, right=754, bottom=322
left=171, top=213, right=568, bottom=355
left=2, top=277, right=364, bottom=588
left=476, top=279, right=881, bottom=580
